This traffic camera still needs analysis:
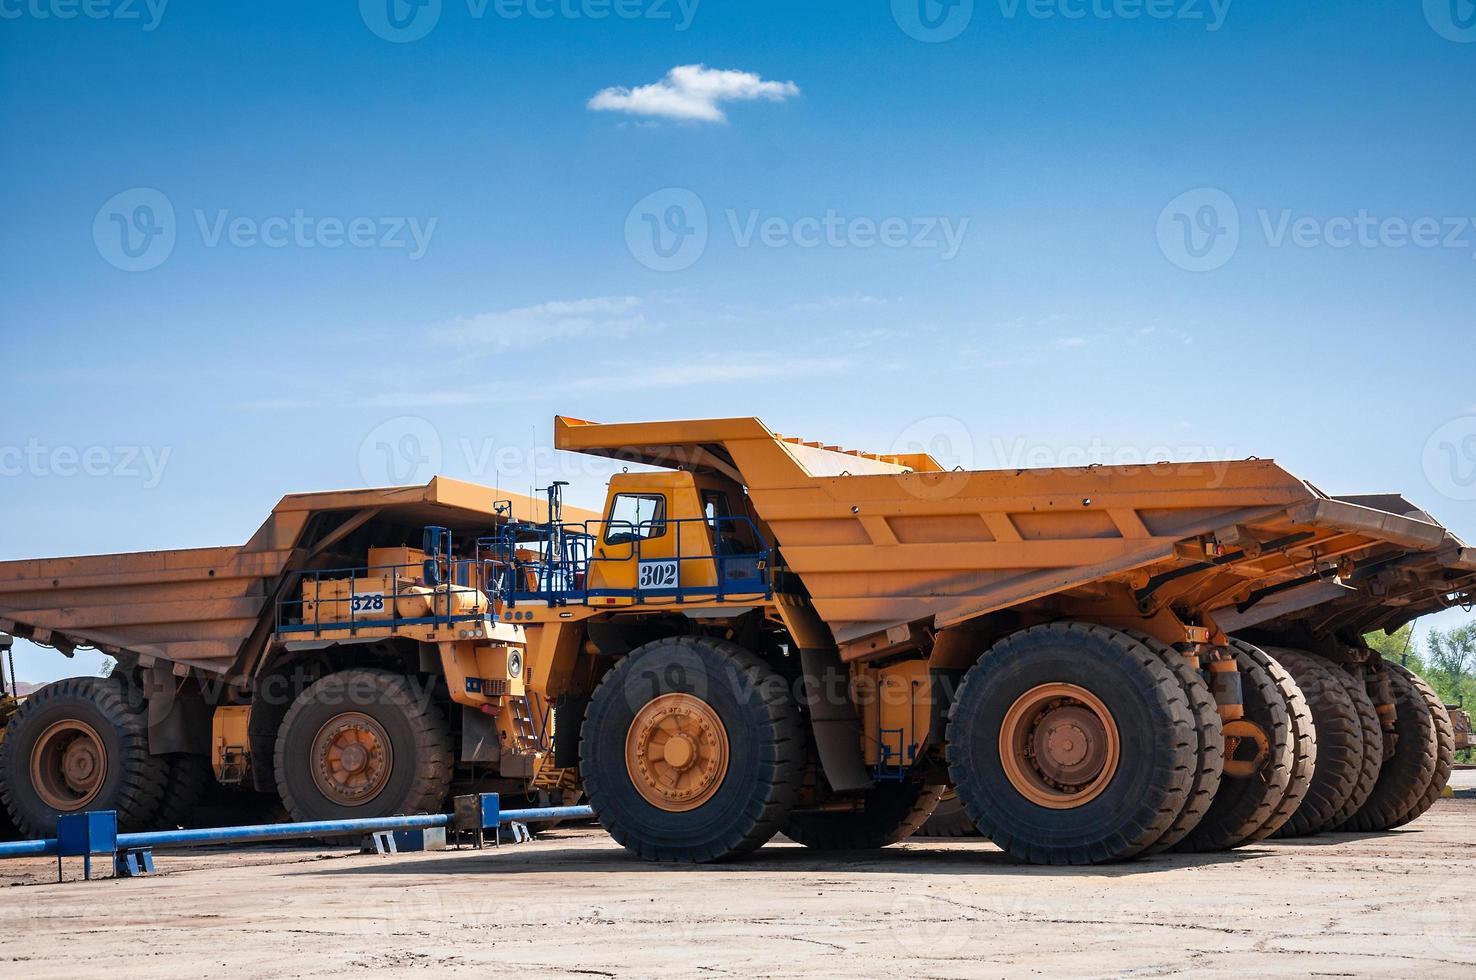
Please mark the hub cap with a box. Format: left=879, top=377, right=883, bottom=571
left=30, top=720, right=108, bottom=811
left=311, top=712, right=392, bottom=806
left=999, top=683, right=1120, bottom=809
left=625, top=693, right=730, bottom=812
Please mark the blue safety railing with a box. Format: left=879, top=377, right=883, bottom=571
left=486, top=514, right=772, bottom=608
left=275, top=505, right=776, bottom=635
left=275, top=526, right=494, bottom=637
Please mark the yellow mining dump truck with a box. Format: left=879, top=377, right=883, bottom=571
left=1218, top=494, right=1473, bottom=833
left=923, top=493, right=1475, bottom=839
left=1, top=416, right=1463, bottom=866
left=0, top=478, right=594, bottom=837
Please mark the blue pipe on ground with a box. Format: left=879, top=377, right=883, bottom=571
left=0, top=804, right=594, bottom=860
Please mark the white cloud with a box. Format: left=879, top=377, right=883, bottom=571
left=431, top=296, right=645, bottom=349
left=588, top=64, right=800, bottom=123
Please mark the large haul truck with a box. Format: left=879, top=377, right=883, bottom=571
left=0, top=416, right=1464, bottom=866
left=0, top=478, right=594, bottom=837
left=923, top=494, right=1475, bottom=840
left=1218, top=494, right=1473, bottom=836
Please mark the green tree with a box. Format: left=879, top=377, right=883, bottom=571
left=1364, top=623, right=1419, bottom=666
left=1366, top=620, right=1476, bottom=763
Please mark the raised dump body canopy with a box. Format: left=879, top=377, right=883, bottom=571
left=555, top=415, right=1448, bottom=649
left=1220, top=494, right=1476, bottom=638
left=0, top=477, right=592, bottom=678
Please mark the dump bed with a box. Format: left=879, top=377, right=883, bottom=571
left=555, top=416, right=1448, bottom=646
left=1218, top=494, right=1476, bottom=637
left=0, top=478, right=592, bottom=677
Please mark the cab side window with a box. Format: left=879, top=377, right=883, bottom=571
left=604, top=493, right=667, bottom=545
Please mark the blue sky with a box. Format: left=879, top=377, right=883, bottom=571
left=3, top=1, right=1474, bottom=682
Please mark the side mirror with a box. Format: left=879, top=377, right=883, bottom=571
left=422, top=558, right=441, bottom=586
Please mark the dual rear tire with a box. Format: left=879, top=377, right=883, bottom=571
left=946, top=623, right=1200, bottom=864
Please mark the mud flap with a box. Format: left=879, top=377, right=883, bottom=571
left=799, top=646, right=873, bottom=793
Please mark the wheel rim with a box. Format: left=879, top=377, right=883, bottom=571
left=1221, top=719, right=1270, bottom=778
left=30, top=719, right=108, bottom=811
left=999, top=683, right=1119, bottom=809
left=311, top=712, right=393, bottom=806
left=625, top=693, right=730, bottom=812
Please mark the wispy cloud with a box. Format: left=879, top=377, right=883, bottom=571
left=430, top=296, right=645, bottom=349
left=790, top=293, right=888, bottom=313
left=588, top=64, right=800, bottom=123
left=359, top=355, right=854, bottom=409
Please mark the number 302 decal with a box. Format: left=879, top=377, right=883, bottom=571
left=637, top=560, right=679, bottom=590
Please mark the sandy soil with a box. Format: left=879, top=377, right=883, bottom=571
left=3, top=775, right=1474, bottom=978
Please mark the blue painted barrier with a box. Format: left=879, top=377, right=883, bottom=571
left=0, top=799, right=594, bottom=863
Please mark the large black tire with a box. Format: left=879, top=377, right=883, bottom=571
left=273, top=669, right=453, bottom=824
left=947, top=623, right=1196, bottom=865
left=0, top=677, right=169, bottom=837
left=1239, top=642, right=1315, bottom=841
left=1176, top=642, right=1294, bottom=852
left=1126, top=631, right=1223, bottom=855
left=154, top=753, right=214, bottom=829
left=1328, top=662, right=1383, bottom=829
left=917, top=789, right=980, bottom=837
left=1389, top=664, right=1454, bottom=829
left=581, top=636, right=805, bottom=863
left=1342, top=663, right=1438, bottom=832
left=784, top=780, right=945, bottom=849
left=1264, top=648, right=1361, bottom=838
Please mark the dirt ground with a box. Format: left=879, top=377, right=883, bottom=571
left=3, top=774, right=1474, bottom=979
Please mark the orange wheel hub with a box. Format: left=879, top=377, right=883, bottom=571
left=30, top=719, right=108, bottom=811
left=999, top=683, right=1120, bottom=809
left=311, top=712, right=392, bottom=806
left=625, top=693, right=730, bottom=812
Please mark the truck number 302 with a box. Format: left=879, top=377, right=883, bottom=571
left=637, top=561, right=679, bottom=590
